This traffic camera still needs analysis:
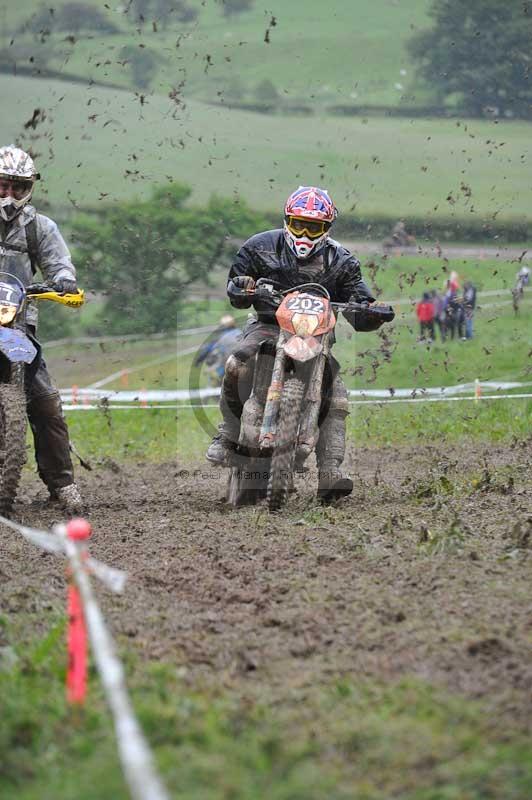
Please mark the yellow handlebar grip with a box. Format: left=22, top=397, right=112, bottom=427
left=27, top=289, right=85, bottom=308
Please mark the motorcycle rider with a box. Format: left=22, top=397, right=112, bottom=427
left=206, top=186, right=391, bottom=503
left=0, top=144, right=82, bottom=513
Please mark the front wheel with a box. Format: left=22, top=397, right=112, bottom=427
left=267, top=377, right=305, bottom=512
left=227, top=456, right=268, bottom=507
left=0, top=383, right=28, bottom=516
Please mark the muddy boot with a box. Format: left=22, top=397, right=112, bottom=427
left=206, top=428, right=235, bottom=465
left=316, top=406, right=353, bottom=504
left=51, top=483, right=84, bottom=514
left=317, top=464, right=353, bottom=504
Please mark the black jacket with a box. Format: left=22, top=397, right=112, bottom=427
left=228, top=229, right=374, bottom=305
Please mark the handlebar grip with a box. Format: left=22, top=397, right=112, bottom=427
left=26, top=283, right=51, bottom=295
left=343, top=302, right=394, bottom=317
left=369, top=304, right=395, bottom=321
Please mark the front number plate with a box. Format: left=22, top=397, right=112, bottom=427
left=0, top=327, right=38, bottom=364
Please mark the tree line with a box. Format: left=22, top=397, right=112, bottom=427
left=65, top=184, right=269, bottom=336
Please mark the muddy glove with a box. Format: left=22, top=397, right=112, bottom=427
left=53, top=277, right=78, bottom=295
left=227, top=275, right=256, bottom=309
left=231, top=276, right=255, bottom=291
left=344, top=300, right=395, bottom=332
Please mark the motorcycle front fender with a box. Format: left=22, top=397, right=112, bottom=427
left=283, top=335, right=323, bottom=362
left=0, top=326, right=38, bottom=364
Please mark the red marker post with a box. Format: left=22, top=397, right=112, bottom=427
left=66, top=519, right=92, bottom=705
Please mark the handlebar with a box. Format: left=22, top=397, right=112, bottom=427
left=26, top=283, right=85, bottom=308
left=233, top=279, right=393, bottom=319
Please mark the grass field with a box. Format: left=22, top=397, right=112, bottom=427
left=3, top=0, right=430, bottom=106
left=2, top=72, right=532, bottom=222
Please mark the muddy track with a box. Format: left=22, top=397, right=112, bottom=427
left=1, top=441, right=531, bottom=730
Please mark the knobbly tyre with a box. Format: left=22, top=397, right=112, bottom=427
left=0, top=272, right=84, bottom=514
left=226, top=278, right=394, bottom=511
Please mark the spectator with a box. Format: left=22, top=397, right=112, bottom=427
left=448, top=270, right=460, bottom=292
left=516, top=265, right=530, bottom=289
left=431, top=289, right=446, bottom=341
left=463, top=280, right=476, bottom=340
left=416, top=291, right=435, bottom=342
left=444, top=282, right=462, bottom=339
left=512, top=266, right=529, bottom=315
left=445, top=289, right=464, bottom=340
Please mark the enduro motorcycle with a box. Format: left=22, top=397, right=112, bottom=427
left=0, top=271, right=84, bottom=515
left=227, top=279, right=394, bottom=511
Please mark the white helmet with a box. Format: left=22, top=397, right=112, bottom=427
left=0, top=145, right=39, bottom=222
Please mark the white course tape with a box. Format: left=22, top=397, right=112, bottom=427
left=59, top=380, right=532, bottom=405
left=59, top=393, right=532, bottom=411
left=180, top=393, right=531, bottom=409
left=0, top=517, right=65, bottom=554
left=346, top=393, right=532, bottom=405
left=0, top=516, right=126, bottom=593
left=56, top=524, right=170, bottom=800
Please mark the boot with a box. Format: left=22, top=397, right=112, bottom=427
left=52, top=483, right=84, bottom=514
left=315, top=409, right=353, bottom=504
left=206, top=430, right=235, bottom=465
left=317, top=464, right=353, bottom=504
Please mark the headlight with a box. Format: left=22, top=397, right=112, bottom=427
left=291, top=313, right=319, bottom=336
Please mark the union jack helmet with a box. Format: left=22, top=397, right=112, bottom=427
left=284, top=186, right=337, bottom=223
left=283, top=186, right=337, bottom=259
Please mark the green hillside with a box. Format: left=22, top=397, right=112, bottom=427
left=2, top=0, right=430, bottom=106
left=2, top=73, right=531, bottom=222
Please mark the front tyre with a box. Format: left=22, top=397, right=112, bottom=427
left=227, top=457, right=268, bottom=507
left=267, top=377, right=305, bottom=512
left=0, top=384, right=27, bottom=516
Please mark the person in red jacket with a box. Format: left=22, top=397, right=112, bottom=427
left=416, top=292, right=435, bottom=342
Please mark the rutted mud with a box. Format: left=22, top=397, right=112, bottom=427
left=2, top=441, right=531, bottom=729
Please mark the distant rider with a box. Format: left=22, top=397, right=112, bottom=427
left=516, top=265, right=530, bottom=293
left=206, top=186, right=392, bottom=503
left=194, top=315, right=242, bottom=385
left=0, top=144, right=82, bottom=513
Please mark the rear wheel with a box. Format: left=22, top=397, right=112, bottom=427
left=267, top=377, right=305, bottom=512
left=0, top=383, right=27, bottom=516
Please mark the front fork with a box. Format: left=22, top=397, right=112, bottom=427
left=11, top=362, right=25, bottom=389
left=297, top=335, right=331, bottom=457
left=258, top=331, right=331, bottom=454
left=259, top=330, right=288, bottom=447
left=12, top=316, right=30, bottom=390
